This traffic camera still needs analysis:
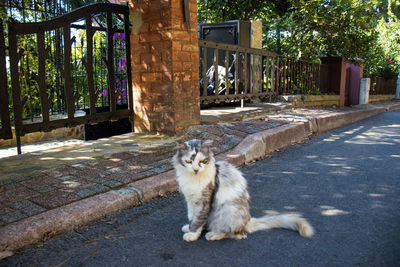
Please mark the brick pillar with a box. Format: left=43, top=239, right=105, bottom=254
left=128, top=0, right=200, bottom=135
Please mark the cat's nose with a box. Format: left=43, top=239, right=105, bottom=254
left=194, top=169, right=199, bottom=174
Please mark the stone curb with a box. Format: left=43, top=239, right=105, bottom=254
left=1, top=103, right=399, bottom=254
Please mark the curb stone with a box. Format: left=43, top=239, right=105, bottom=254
left=1, top=103, right=400, bottom=255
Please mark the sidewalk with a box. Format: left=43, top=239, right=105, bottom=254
left=1, top=101, right=400, bottom=256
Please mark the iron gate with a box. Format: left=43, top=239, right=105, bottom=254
left=0, top=3, right=132, bottom=154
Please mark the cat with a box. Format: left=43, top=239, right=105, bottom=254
left=173, top=139, right=314, bottom=242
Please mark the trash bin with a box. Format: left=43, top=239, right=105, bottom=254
left=359, top=78, right=370, bottom=104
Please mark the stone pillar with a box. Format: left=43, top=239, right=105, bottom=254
left=129, top=0, right=200, bottom=135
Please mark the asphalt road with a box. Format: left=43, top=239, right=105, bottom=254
left=2, top=110, right=400, bottom=267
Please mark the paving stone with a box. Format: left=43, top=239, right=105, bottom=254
left=91, top=177, right=123, bottom=188
left=0, top=206, right=13, bottom=216
left=108, top=152, right=137, bottom=160
left=92, top=159, right=122, bottom=170
left=76, top=184, right=109, bottom=198
left=0, top=178, right=14, bottom=186
left=37, top=185, right=57, bottom=193
left=10, top=200, right=36, bottom=210
left=58, top=175, right=78, bottom=182
left=29, top=190, right=81, bottom=209
left=0, top=186, right=41, bottom=206
left=3, top=182, right=22, bottom=191
left=14, top=166, right=44, bottom=174
left=42, top=168, right=64, bottom=178
left=11, top=200, right=46, bottom=217
left=0, top=210, right=27, bottom=223
left=139, top=165, right=173, bottom=177
left=21, top=174, right=58, bottom=190
left=107, top=172, right=145, bottom=184
left=204, top=125, right=226, bottom=137
left=70, top=162, right=90, bottom=171
left=107, top=167, right=125, bottom=174
left=121, top=142, right=139, bottom=147
left=148, top=159, right=171, bottom=168
left=7, top=175, right=32, bottom=183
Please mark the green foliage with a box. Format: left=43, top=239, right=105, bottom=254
left=198, top=0, right=400, bottom=80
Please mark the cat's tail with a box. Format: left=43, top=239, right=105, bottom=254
left=246, top=214, right=314, bottom=238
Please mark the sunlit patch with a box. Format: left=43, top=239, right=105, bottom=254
left=284, top=206, right=297, bottom=210
left=368, top=193, right=384, bottom=197
left=342, top=166, right=355, bottom=170
left=333, top=157, right=347, bottom=160
left=62, top=181, right=80, bottom=188
left=390, top=155, right=400, bottom=158
left=320, top=205, right=350, bottom=216
left=282, top=171, right=295, bottom=175
left=305, top=155, right=318, bottom=159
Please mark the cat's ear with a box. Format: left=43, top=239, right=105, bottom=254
left=201, top=140, right=216, bottom=153
left=201, top=140, right=213, bottom=148
left=176, top=140, right=187, bottom=150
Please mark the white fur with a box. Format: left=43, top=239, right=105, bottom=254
left=214, top=161, right=247, bottom=206
left=173, top=140, right=314, bottom=242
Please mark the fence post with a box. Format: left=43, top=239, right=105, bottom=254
left=129, top=0, right=200, bottom=134
left=394, top=71, right=400, bottom=100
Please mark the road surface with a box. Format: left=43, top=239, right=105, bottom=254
left=2, top=110, right=400, bottom=266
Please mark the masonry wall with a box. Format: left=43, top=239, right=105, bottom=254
left=129, top=0, right=200, bottom=135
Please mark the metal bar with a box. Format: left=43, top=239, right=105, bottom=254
left=9, top=3, right=128, bottom=34
left=63, top=25, right=74, bottom=120
left=225, top=50, right=229, bottom=95
left=265, top=56, right=269, bottom=92
left=37, top=31, right=50, bottom=123
left=276, top=56, right=279, bottom=94
left=8, top=23, right=23, bottom=153
left=85, top=16, right=96, bottom=116
left=15, top=109, right=132, bottom=135
left=213, top=48, right=219, bottom=94
left=283, top=57, right=287, bottom=94
left=244, top=52, right=248, bottom=94
left=0, top=19, right=12, bottom=139
left=234, top=51, right=239, bottom=95
left=107, top=11, right=116, bottom=113
left=123, top=10, right=133, bottom=123
left=270, top=57, right=275, bottom=94
left=199, top=40, right=277, bottom=57
left=202, top=47, right=208, bottom=96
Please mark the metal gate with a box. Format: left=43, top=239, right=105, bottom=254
left=0, top=3, right=132, bottom=154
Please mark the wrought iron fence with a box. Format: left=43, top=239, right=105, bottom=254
left=198, top=40, right=321, bottom=105
left=1, top=3, right=132, bottom=153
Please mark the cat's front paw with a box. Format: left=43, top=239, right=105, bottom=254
left=183, top=232, right=200, bottom=242
left=205, top=231, right=227, bottom=241
left=181, top=224, right=189, bottom=233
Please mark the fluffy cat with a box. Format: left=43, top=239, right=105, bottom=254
left=173, top=139, right=314, bottom=242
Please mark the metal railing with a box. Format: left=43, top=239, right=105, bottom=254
left=1, top=3, right=132, bottom=153
left=198, top=40, right=321, bottom=105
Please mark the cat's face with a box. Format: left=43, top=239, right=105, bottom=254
left=176, top=139, right=213, bottom=175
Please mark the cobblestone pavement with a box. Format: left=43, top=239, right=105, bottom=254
left=0, top=106, right=290, bottom=228
left=0, top=102, right=397, bottom=231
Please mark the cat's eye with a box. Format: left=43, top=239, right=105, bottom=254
left=185, top=160, right=192, bottom=163
left=199, top=159, right=207, bottom=164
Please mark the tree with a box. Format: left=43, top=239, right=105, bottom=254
left=198, top=0, right=399, bottom=78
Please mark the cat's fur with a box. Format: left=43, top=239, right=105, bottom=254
left=173, top=139, right=314, bottom=242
